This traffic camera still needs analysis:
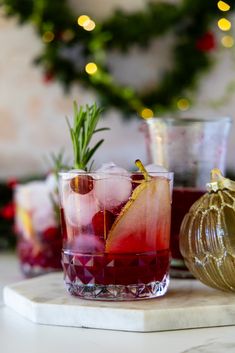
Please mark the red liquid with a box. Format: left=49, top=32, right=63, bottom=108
left=60, top=198, right=170, bottom=289
left=62, top=250, right=169, bottom=288
left=171, top=188, right=205, bottom=262
left=17, top=227, right=62, bottom=277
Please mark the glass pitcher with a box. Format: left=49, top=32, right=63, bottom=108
left=144, top=116, right=231, bottom=278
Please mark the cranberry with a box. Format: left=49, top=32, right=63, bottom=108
left=92, top=210, right=115, bottom=237
left=70, top=175, right=94, bottom=194
left=42, top=227, right=60, bottom=241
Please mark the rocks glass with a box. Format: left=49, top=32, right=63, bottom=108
left=59, top=169, right=173, bottom=300
left=14, top=176, right=62, bottom=277
left=144, top=116, right=231, bottom=278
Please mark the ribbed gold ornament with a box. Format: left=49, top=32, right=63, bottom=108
left=180, top=169, right=235, bottom=291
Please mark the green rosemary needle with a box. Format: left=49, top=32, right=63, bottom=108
left=66, top=101, right=109, bottom=171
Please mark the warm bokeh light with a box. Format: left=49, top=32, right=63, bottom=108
left=61, top=29, right=74, bottom=42
left=140, top=108, right=154, bottom=119
left=83, top=20, right=96, bottom=31
left=217, top=1, right=230, bottom=12
left=221, top=35, right=234, bottom=47
left=177, top=98, right=190, bottom=111
left=85, top=62, right=98, bottom=75
left=77, top=15, right=90, bottom=27
left=218, top=18, right=232, bottom=31
left=42, top=31, right=55, bottom=43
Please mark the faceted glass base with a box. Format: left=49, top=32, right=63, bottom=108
left=20, top=263, right=60, bottom=278
left=64, top=274, right=169, bottom=300
left=62, top=249, right=170, bottom=300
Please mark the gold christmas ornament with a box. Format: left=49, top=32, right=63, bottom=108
left=180, top=169, right=235, bottom=291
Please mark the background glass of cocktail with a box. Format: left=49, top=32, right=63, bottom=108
left=14, top=176, right=62, bottom=277
left=144, top=116, right=231, bottom=278
left=59, top=169, right=173, bottom=300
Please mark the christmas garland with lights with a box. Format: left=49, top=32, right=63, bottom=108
left=2, top=0, right=235, bottom=118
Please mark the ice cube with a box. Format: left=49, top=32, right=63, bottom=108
left=32, top=208, right=57, bottom=233
left=145, top=164, right=168, bottom=174
left=59, top=169, right=86, bottom=206
left=94, top=163, right=132, bottom=209
left=94, top=175, right=132, bottom=210
left=16, top=181, right=51, bottom=212
left=96, top=162, right=130, bottom=176
left=46, top=173, right=59, bottom=204
left=15, top=185, right=31, bottom=211
left=64, top=191, right=99, bottom=227
left=15, top=180, right=58, bottom=233
left=61, top=169, right=85, bottom=180
left=45, top=173, right=57, bottom=190
left=70, top=234, right=105, bottom=254
left=145, top=164, right=173, bottom=195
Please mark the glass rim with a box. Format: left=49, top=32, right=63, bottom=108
left=59, top=170, right=174, bottom=179
left=145, top=116, right=232, bottom=125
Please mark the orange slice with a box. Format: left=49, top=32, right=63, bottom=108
left=17, top=206, right=35, bottom=240
left=105, top=177, right=171, bottom=253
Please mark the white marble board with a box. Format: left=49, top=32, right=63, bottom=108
left=3, top=272, right=235, bottom=332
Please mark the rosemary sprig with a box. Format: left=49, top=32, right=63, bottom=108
left=66, top=101, right=109, bottom=171
left=49, top=150, right=69, bottom=177
left=47, top=150, right=69, bottom=223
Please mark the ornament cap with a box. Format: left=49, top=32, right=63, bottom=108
left=207, top=168, right=235, bottom=192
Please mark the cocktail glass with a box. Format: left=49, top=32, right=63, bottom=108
left=144, top=116, right=231, bottom=278
left=14, top=177, right=62, bottom=277
left=59, top=170, right=173, bottom=300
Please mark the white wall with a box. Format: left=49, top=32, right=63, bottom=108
left=0, top=1, right=235, bottom=178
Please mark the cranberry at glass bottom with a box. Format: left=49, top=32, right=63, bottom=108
left=170, top=187, right=205, bottom=278
left=62, top=249, right=170, bottom=300
left=17, top=227, right=62, bottom=277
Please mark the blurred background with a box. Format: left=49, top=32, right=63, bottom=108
left=1, top=0, right=235, bottom=251
left=0, top=0, right=235, bottom=178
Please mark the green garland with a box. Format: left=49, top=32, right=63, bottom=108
left=2, top=0, right=235, bottom=118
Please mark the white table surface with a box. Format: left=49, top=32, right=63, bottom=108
left=1, top=253, right=235, bottom=353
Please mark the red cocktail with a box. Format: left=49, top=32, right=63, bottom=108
left=170, top=187, right=205, bottom=277
left=15, top=177, right=62, bottom=277
left=60, top=168, right=173, bottom=300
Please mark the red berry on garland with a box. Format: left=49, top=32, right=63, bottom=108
left=0, top=202, right=15, bottom=220
left=6, top=178, right=18, bottom=189
left=43, top=71, right=55, bottom=84
left=196, top=32, right=216, bottom=52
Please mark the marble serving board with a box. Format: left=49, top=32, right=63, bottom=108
left=3, top=273, right=235, bottom=332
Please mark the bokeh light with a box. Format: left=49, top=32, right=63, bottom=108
left=140, top=108, right=154, bottom=119
left=177, top=98, right=190, bottom=111
left=217, top=1, right=230, bottom=12
left=85, top=62, right=98, bottom=75
left=83, top=20, right=96, bottom=31
left=42, top=31, right=55, bottom=43
left=218, top=18, right=232, bottom=31
left=77, top=15, right=90, bottom=27
left=221, top=35, right=234, bottom=47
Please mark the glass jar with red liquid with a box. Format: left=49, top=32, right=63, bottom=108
left=14, top=174, right=62, bottom=277
left=144, top=116, right=231, bottom=277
